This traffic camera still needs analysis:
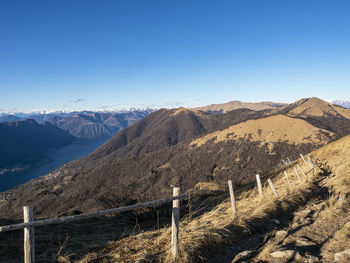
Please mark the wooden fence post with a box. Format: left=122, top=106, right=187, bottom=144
left=23, top=206, right=35, bottom=263
left=171, top=187, right=180, bottom=258
left=284, top=171, right=292, bottom=187
left=300, top=153, right=307, bottom=164
left=293, top=167, right=302, bottom=183
left=267, top=179, right=278, bottom=197
left=256, top=174, right=263, bottom=197
left=228, top=180, right=237, bottom=219
left=307, top=154, right=315, bottom=169
left=297, top=164, right=307, bottom=180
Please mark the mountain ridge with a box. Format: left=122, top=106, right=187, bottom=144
left=1, top=98, right=349, bottom=220
left=0, top=109, right=153, bottom=139
left=194, top=100, right=286, bottom=113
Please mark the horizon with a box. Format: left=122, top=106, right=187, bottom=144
left=0, top=97, right=349, bottom=115
left=1, top=1, right=350, bottom=112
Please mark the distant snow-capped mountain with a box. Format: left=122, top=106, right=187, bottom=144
left=328, top=100, right=350, bottom=109
left=0, top=109, right=154, bottom=138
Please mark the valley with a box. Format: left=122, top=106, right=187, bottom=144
left=2, top=2, right=349, bottom=262
left=0, top=110, right=152, bottom=190
left=0, top=97, right=350, bottom=262
left=0, top=138, right=108, bottom=192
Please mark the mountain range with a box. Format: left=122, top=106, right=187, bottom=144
left=0, top=109, right=153, bottom=139
left=1, top=97, right=350, bottom=219
left=328, top=99, right=350, bottom=109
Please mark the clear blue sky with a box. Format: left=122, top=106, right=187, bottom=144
left=1, top=0, right=349, bottom=112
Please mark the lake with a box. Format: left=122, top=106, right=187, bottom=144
left=0, top=138, right=108, bottom=192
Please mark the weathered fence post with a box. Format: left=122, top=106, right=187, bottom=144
left=171, top=187, right=180, bottom=258
left=228, top=180, right=237, bottom=219
left=256, top=174, right=263, bottom=197
left=23, top=206, right=35, bottom=263
left=300, top=153, right=307, bottom=164
left=293, top=166, right=302, bottom=183
left=307, top=154, right=316, bottom=169
left=297, top=164, right=307, bottom=180
left=267, top=179, right=278, bottom=197
left=284, top=171, right=292, bottom=187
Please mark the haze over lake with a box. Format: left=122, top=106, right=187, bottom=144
left=0, top=138, right=108, bottom=192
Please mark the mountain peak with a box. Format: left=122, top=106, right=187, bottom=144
left=278, top=97, right=339, bottom=118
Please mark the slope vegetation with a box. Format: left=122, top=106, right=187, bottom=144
left=272, top=97, right=350, bottom=137
left=75, top=134, right=350, bottom=263
left=190, top=114, right=335, bottom=149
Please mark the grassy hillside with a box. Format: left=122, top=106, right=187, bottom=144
left=73, top=134, right=350, bottom=263
left=272, top=97, right=350, bottom=137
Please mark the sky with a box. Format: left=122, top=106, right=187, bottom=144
left=1, top=0, right=350, bottom=112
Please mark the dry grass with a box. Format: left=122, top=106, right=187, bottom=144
left=194, top=101, right=285, bottom=113
left=62, top=135, right=350, bottom=262
left=249, top=135, right=350, bottom=262
left=276, top=97, right=350, bottom=119
left=75, top=159, right=321, bottom=263
left=190, top=114, right=335, bottom=148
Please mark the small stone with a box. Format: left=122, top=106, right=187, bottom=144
left=303, top=254, right=320, bottom=262
left=334, top=249, right=350, bottom=262
left=234, top=250, right=253, bottom=261
left=296, top=237, right=316, bottom=246
left=270, top=250, right=301, bottom=260
left=298, top=217, right=313, bottom=224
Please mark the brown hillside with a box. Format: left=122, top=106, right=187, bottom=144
left=0, top=107, right=267, bottom=219
left=272, top=97, right=350, bottom=137
left=90, top=107, right=264, bottom=159
left=0, top=109, right=334, bottom=220
left=73, top=134, right=350, bottom=263
left=195, top=100, right=286, bottom=114
left=275, top=97, right=350, bottom=118
left=191, top=114, right=335, bottom=150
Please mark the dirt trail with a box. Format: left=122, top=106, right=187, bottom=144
left=210, top=170, right=350, bottom=263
